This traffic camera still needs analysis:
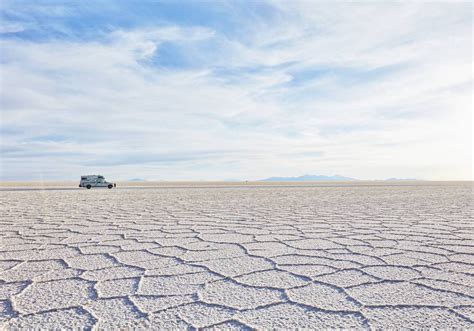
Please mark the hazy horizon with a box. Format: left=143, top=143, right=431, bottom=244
left=1, top=177, right=473, bottom=184
left=1, top=1, right=472, bottom=181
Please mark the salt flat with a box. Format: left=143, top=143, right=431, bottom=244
left=0, top=182, right=473, bottom=329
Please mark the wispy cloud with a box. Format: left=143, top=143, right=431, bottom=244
left=0, top=1, right=471, bottom=181
left=0, top=20, right=26, bottom=34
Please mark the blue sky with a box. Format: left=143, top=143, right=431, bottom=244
left=0, top=1, right=472, bottom=181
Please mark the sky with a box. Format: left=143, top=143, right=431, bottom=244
left=0, top=1, right=472, bottom=181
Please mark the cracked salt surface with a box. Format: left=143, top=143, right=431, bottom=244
left=0, top=182, right=473, bottom=329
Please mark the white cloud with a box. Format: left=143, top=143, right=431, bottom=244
left=0, top=21, right=26, bottom=34
left=0, top=2, right=472, bottom=181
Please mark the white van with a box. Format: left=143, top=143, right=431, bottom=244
left=79, top=175, right=116, bottom=189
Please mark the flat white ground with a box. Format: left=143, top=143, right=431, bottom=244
left=0, top=183, right=473, bottom=329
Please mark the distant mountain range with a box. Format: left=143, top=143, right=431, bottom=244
left=126, top=176, right=419, bottom=182
left=385, top=178, right=418, bottom=181
left=259, top=174, right=356, bottom=182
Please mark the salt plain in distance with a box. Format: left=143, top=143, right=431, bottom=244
left=0, top=181, right=472, bottom=329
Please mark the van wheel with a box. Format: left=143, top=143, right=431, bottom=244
left=108, top=184, right=113, bottom=189
left=86, top=185, right=91, bottom=189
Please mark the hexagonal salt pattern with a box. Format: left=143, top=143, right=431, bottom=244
left=0, top=182, right=473, bottom=329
